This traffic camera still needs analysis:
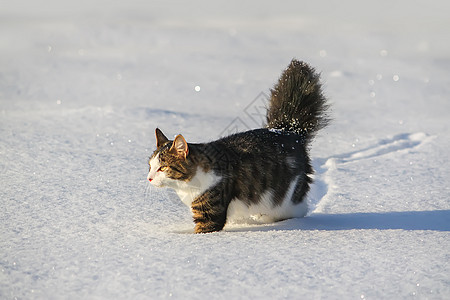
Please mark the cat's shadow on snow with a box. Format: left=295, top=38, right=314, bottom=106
left=223, top=210, right=450, bottom=232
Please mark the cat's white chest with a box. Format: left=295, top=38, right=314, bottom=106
left=173, top=168, right=222, bottom=207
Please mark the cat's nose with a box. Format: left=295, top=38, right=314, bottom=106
left=148, top=178, right=153, bottom=182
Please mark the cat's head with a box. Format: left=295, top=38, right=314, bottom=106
left=147, top=128, right=195, bottom=187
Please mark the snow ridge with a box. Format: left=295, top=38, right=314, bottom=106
left=311, top=132, right=434, bottom=213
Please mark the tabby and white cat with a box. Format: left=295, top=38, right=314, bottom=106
left=147, top=59, right=329, bottom=233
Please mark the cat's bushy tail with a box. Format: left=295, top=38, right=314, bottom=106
left=266, top=59, right=330, bottom=144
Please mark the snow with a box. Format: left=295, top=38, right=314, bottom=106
left=1, top=0, right=449, bottom=299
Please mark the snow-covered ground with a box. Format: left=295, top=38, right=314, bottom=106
left=1, top=0, right=449, bottom=298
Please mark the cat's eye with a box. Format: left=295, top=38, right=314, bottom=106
left=158, top=166, right=168, bottom=172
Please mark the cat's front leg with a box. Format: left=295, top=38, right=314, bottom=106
left=191, top=187, right=229, bottom=233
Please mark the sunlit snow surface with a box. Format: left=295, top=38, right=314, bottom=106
left=1, top=0, right=450, bottom=299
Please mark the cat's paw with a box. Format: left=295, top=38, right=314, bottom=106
left=194, top=222, right=223, bottom=234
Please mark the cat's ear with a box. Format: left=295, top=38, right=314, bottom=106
left=170, top=134, right=189, bottom=159
left=155, top=128, right=169, bottom=148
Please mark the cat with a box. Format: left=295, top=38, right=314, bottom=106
left=147, top=59, right=329, bottom=233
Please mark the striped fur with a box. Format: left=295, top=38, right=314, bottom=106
left=148, top=60, right=329, bottom=233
